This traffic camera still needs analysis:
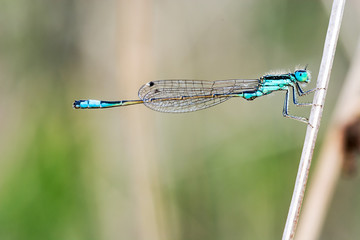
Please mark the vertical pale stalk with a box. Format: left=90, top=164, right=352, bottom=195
left=117, top=1, right=165, bottom=240
left=295, top=40, right=360, bottom=240
left=282, top=0, right=346, bottom=239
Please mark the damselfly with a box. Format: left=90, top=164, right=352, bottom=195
left=73, top=68, right=315, bottom=123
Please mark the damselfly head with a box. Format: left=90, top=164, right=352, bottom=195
left=294, top=69, right=310, bottom=83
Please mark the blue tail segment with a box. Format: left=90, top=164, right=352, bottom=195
left=73, top=100, right=123, bottom=109
left=73, top=99, right=144, bottom=109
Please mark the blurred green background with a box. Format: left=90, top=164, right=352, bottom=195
left=0, top=0, right=359, bottom=240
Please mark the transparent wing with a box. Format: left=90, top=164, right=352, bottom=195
left=138, top=79, right=259, bottom=113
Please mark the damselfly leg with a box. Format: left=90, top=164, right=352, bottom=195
left=292, top=86, right=313, bottom=107
left=282, top=88, right=310, bottom=124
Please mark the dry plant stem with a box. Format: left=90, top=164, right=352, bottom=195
left=117, top=1, right=166, bottom=240
left=295, top=40, right=360, bottom=240
left=282, top=0, right=346, bottom=239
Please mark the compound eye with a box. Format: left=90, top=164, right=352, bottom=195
left=295, top=70, right=308, bottom=82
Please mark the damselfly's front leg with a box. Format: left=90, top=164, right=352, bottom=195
left=294, top=83, right=324, bottom=108
left=282, top=89, right=309, bottom=124
left=295, top=82, right=327, bottom=96
left=295, top=82, right=317, bottom=96
left=292, top=86, right=313, bottom=107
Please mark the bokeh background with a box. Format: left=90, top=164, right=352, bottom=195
left=0, top=0, right=359, bottom=240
